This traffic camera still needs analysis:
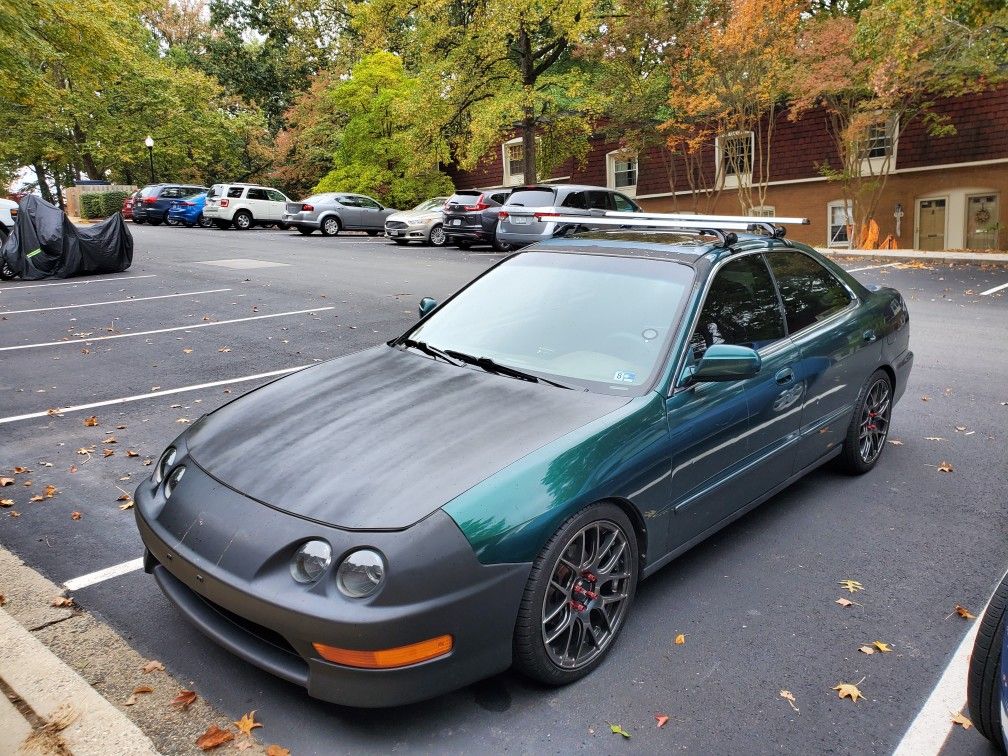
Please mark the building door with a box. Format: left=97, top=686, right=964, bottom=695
left=917, top=198, right=946, bottom=251
left=966, top=194, right=999, bottom=250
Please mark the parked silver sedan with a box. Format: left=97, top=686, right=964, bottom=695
left=384, top=197, right=449, bottom=246
left=283, top=193, right=398, bottom=236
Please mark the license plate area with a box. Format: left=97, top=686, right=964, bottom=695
left=511, top=216, right=530, bottom=225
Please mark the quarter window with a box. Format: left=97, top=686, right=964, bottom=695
left=612, top=193, right=638, bottom=212
left=689, top=255, right=785, bottom=361
left=561, top=191, right=587, bottom=210
left=764, top=251, right=853, bottom=333
left=227, top=187, right=244, bottom=198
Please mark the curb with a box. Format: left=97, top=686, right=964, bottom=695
left=0, top=606, right=160, bottom=755
left=817, top=247, right=1008, bottom=266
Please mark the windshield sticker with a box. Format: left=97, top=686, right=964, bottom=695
left=613, top=371, right=636, bottom=383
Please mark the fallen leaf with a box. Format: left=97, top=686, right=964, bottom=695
left=218, top=347, right=231, bottom=353
left=0, top=477, right=13, bottom=487
left=83, top=416, right=99, bottom=426
left=123, top=694, right=139, bottom=706
left=119, top=500, right=135, bottom=511
left=102, top=436, right=117, bottom=444
left=920, top=395, right=930, bottom=402
left=44, top=484, right=57, bottom=498
left=195, top=724, right=234, bottom=750
left=143, top=458, right=153, bottom=466
left=133, top=685, right=154, bottom=694
left=177, top=418, right=190, bottom=424
left=12, top=466, right=31, bottom=474
left=69, top=465, right=78, bottom=473
left=779, top=689, right=799, bottom=712
left=51, top=596, right=74, bottom=608
left=183, top=348, right=193, bottom=354
left=925, top=437, right=944, bottom=441
left=955, top=426, right=967, bottom=432
left=872, top=641, right=893, bottom=653
left=835, top=598, right=855, bottom=607
left=937, top=461, right=954, bottom=473
left=170, top=689, right=197, bottom=709
left=234, top=711, right=263, bottom=736
left=22, top=480, right=32, bottom=486
left=9, top=511, right=20, bottom=517
left=951, top=711, right=973, bottom=729
left=103, top=449, right=115, bottom=458
left=47, top=408, right=63, bottom=417
left=0, top=499, right=12, bottom=507
left=117, top=493, right=131, bottom=501
left=30, top=495, right=45, bottom=502
left=235, top=742, right=253, bottom=752
left=126, top=450, right=139, bottom=457
left=838, top=579, right=864, bottom=593
left=833, top=682, right=864, bottom=702
left=858, top=645, right=875, bottom=655
left=142, top=660, right=165, bottom=673
left=77, top=447, right=95, bottom=456
left=655, top=713, right=669, bottom=728
left=116, top=425, right=127, bottom=430
left=887, top=439, right=904, bottom=445
left=0, top=595, right=5, bottom=605
left=955, top=604, right=976, bottom=620
left=71, top=511, right=82, bottom=520
left=609, top=724, right=631, bottom=739
left=674, top=633, right=685, bottom=645
left=265, top=747, right=289, bottom=756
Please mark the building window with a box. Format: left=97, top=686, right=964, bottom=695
left=860, top=114, right=898, bottom=171
left=606, top=150, right=638, bottom=194
left=503, top=139, right=524, bottom=186
left=715, top=131, right=754, bottom=187
left=827, top=200, right=853, bottom=248
left=748, top=206, right=776, bottom=217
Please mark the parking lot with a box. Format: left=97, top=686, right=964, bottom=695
left=1, top=224, right=1006, bottom=754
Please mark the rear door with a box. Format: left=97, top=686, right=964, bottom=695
left=501, top=187, right=557, bottom=234
left=244, top=188, right=269, bottom=220
left=265, top=189, right=288, bottom=221
left=335, top=196, right=362, bottom=228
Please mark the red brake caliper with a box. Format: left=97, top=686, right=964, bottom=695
left=570, top=571, right=598, bottom=612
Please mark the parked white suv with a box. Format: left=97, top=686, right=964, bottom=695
left=203, top=184, right=293, bottom=230
left=1, top=198, right=17, bottom=232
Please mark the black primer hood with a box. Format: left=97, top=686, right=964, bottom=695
left=187, top=346, right=628, bottom=530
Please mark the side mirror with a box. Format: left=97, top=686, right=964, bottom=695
left=418, top=297, right=438, bottom=318
left=682, top=344, right=761, bottom=384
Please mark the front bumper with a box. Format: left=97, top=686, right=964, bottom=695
left=384, top=222, right=430, bottom=241
left=134, top=448, right=530, bottom=707
left=168, top=208, right=200, bottom=225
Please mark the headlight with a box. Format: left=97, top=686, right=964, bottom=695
left=164, top=465, right=186, bottom=498
left=336, top=549, right=385, bottom=598
left=153, top=447, right=176, bottom=484
left=290, top=540, right=332, bottom=583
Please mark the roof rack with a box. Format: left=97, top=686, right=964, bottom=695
left=539, top=210, right=810, bottom=247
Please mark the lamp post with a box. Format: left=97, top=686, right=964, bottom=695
left=145, top=135, right=155, bottom=183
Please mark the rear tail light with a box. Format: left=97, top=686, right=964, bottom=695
left=143, top=197, right=157, bottom=205
left=533, top=212, right=560, bottom=221
left=463, top=194, right=489, bottom=211
left=498, top=211, right=509, bottom=219
left=183, top=202, right=195, bottom=207
left=219, top=199, right=229, bottom=208
left=301, top=204, right=314, bottom=212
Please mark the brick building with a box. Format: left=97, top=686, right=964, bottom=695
left=446, top=85, right=1008, bottom=250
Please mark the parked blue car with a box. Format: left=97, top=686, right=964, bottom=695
left=167, top=192, right=213, bottom=228
left=968, top=570, right=1008, bottom=750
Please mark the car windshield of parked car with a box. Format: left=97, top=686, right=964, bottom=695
left=506, top=189, right=556, bottom=207
left=407, top=251, right=694, bottom=393
left=414, top=198, right=446, bottom=212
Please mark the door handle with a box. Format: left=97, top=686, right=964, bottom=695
left=775, top=368, right=794, bottom=385
left=863, top=330, right=877, bottom=343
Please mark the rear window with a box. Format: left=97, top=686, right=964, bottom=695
left=227, top=186, right=244, bottom=198
left=207, top=185, right=223, bottom=199
left=506, top=189, right=556, bottom=207
left=140, top=186, right=160, bottom=197
left=302, top=194, right=333, bottom=204
left=447, top=192, right=481, bottom=205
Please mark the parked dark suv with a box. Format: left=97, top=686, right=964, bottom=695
left=443, top=189, right=511, bottom=249
left=132, top=184, right=208, bottom=226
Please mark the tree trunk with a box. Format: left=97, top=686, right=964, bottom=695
left=52, top=166, right=65, bottom=210
left=32, top=162, right=55, bottom=204
left=521, top=107, right=537, bottom=185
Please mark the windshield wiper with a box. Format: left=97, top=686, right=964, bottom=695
left=399, top=338, right=462, bottom=366
left=442, top=350, right=576, bottom=390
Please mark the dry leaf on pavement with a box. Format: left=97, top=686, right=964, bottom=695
left=858, top=645, right=875, bottom=655
left=954, top=605, right=976, bottom=620
left=71, top=511, right=82, bottom=520
left=655, top=713, right=669, bottom=728
left=0, top=477, right=13, bottom=487
left=835, top=598, right=856, bottom=607
left=951, top=711, right=973, bottom=729
left=234, top=711, right=263, bottom=736
left=838, top=579, right=864, bottom=593
left=170, top=689, right=198, bottom=709
left=937, top=461, right=954, bottom=473
left=102, top=436, right=117, bottom=444
left=133, top=685, right=154, bottom=694
left=83, top=416, right=99, bottom=426
left=195, top=724, right=234, bottom=750
left=833, top=682, right=864, bottom=702
left=142, top=660, right=165, bottom=673
left=44, top=484, right=57, bottom=498
left=126, top=450, right=139, bottom=457
left=609, top=724, right=631, bottom=738
left=780, top=690, right=799, bottom=713
left=12, top=466, right=31, bottom=474
left=30, top=495, right=45, bottom=502
left=119, top=500, right=135, bottom=511
left=0, top=499, right=13, bottom=507
left=265, top=746, right=290, bottom=756
left=887, top=439, right=904, bottom=445
left=872, top=641, right=893, bottom=652
left=51, top=596, right=74, bottom=608
left=674, top=633, right=685, bottom=645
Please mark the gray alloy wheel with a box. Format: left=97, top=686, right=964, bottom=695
left=233, top=210, right=253, bottom=230
left=165, top=213, right=179, bottom=226
left=837, top=369, right=893, bottom=474
left=198, top=213, right=213, bottom=228
left=428, top=224, right=447, bottom=247
left=320, top=216, right=340, bottom=236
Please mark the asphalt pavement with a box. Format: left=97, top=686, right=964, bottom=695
left=0, top=225, right=1005, bottom=755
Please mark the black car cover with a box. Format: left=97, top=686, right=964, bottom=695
left=0, top=195, right=133, bottom=280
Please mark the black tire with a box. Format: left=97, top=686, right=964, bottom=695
left=148, top=217, right=162, bottom=226
left=277, top=222, right=290, bottom=231
left=455, top=240, right=471, bottom=250
left=132, top=217, right=145, bottom=225
left=296, top=227, right=314, bottom=236
left=233, top=210, right=253, bottom=230
left=513, top=503, right=639, bottom=686
left=493, top=237, right=512, bottom=252
left=165, top=214, right=179, bottom=226
left=428, top=224, right=447, bottom=247
left=366, top=230, right=380, bottom=237
left=392, top=239, right=407, bottom=245
left=198, top=214, right=213, bottom=229
left=320, top=216, right=341, bottom=237
left=969, top=571, right=1008, bottom=750
left=836, top=368, right=892, bottom=475
left=214, top=220, right=231, bottom=230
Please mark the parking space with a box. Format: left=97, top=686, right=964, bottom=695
left=0, top=229, right=1005, bottom=754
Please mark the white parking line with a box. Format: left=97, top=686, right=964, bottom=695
left=0, top=274, right=157, bottom=291
left=64, top=558, right=145, bottom=591
left=0, top=307, right=335, bottom=352
left=979, top=281, right=1008, bottom=296
left=0, top=365, right=311, bottom=425
left=892, top=591, right=996, bottom=756
left=0, top=288, right=231, bottom=316
left=846, top=263, right=901, bottom=273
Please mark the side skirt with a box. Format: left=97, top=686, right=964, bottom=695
left=641, top=445, right=843, bottom=580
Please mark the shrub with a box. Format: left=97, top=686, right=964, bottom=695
left=80, top=193, right=105, bottom=219
left=100, top=191, right=130, bottom=217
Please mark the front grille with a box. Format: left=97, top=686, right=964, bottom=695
left=196, top=592, right=300, bottom=657
left=385, top=220, right=407, bottom=229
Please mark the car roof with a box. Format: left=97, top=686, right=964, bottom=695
left=510, top=184, right=619, bottom=194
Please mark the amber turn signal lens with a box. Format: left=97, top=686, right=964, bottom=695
left=313, top=635, right=453, bottom=669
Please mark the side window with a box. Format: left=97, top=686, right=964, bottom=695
left=764, top=251, right=853, bottom=333
left=266, top=189, right=286, bottom=202
left=561, top=191, right=587, bottom=209
left=611, top=193, right=637, bottom=212
left=161, top=188, right=181, bottom=199
left=356, top=197, right=382, bottom=210
left=491, top=192, right=509, bottom=204
left=227, top=187, right=243, bottom=198
left=246, top=188, right=268, bottom=201
left=689, top=256, right=786, bottom=361
left=337, top=196, right=358, bottom=207
left=586, top=191, right=610, bottom=210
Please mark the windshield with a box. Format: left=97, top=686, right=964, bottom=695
left=413, top=197, right=447, bottom=212
left=407, top=251, right=694, bottom=393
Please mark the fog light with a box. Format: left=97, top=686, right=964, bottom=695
left=312, top=635, right=453, bottom=669
left=336, top=549, right=385, bottom=598
left=290, top=540, right=332, bottom=583
left=164, top=465, right=185, bottom=498
left=153, top=447, right=176, bottom=484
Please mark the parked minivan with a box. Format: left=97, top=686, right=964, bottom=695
left=132, top=184, right=208, bottom=225
left=203, top=184, right=293, bottom=230
left=495, top=185, right=641, bottom=248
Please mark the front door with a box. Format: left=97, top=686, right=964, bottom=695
left=355, top=196, right=386, bottom=230
left=265, top=190, right=289, bottom=222
left=966, top=194, right=999, bottom=250
left=665, top=254, right=800, bottom=545
left=917, top=198, right=946, bottom=251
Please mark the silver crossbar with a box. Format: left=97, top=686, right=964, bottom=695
left=534, top=214, right=755, bottom=231
left=605, top=210, right=811, bottom=225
